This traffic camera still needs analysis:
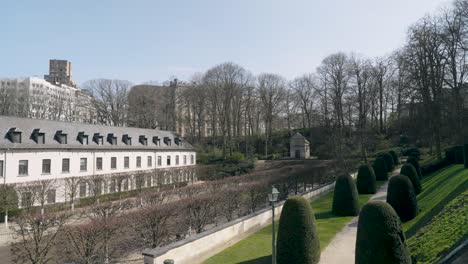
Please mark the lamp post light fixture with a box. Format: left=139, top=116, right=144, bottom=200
left=269, top=185, right=280, bottom=264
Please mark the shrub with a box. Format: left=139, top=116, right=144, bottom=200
left=400, top=163, right=422, bottom=195
left=373, top=157, right=388, bottom=181
left=332, top=174, right=360, bottom=216
left=464, top=144, right=468, bottom=168
left=420, top=159, right=450, bottom=176
left=389, top=150, right=399, bottom=165
left=355, top=201, right=412, bottom=264
left=356, top=164, right=377, bottom=194
left=386, top=175, right=418, bottom=222
left=445, top=146, right=463, bottom=164
left=277, top=196, right=320, bottom=264
left=402, top=147, right=421, bottom=160
left=406, top=157, right=422, bottom=179
left=380, top=153, right=394, bottom=172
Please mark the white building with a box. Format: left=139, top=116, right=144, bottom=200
left=0, top=116, right=196, bottom=207
left=0, top=77, right=95, bottom=123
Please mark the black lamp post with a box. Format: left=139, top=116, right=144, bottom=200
left=268, top=185, right=280, bottom=264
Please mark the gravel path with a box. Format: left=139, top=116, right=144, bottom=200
left=319, top=178, right=391, bottom=264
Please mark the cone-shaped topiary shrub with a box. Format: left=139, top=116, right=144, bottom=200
left=356, top=164, right=377, bottom=194
left=406, top=157, right=422, bottom=179
left=386, top=175, right=418, bottom=222
left=277, top=196, right=320, bottom=264
left=389, top=150, right=399, bottom=165
left=400, top=163, right=422, bottom=195
left=463, top=144, right=468, bottom=168
left=332, top=174, right=360, bottom=216
left=355, top=201, right=412, bottom=264
left=373, top=157, right=388, bottom=181
left=380, top=153, right=394, bottom=172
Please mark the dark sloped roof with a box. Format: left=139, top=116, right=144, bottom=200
left=0, top=115, right=193, bottom=151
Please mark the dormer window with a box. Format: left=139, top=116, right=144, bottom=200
left=93, top=133, right=104, bottom=145
left=152, top=136, right=160, bottom=146
left=163, top=137, right=171, bottom=146
left=31, top=129, right=45, bottom=144
left=6, top=128, right=22, bottom=143
left=175, top=137, right=181, bottom=146
left=139, top=135, right=148, bottom=146
left=107, top=133, right=117, bottom=145
left=122, top=134, right=132, bottom=145
left=77, top=132, right=88, bottom=145
left=54, top=130, right=67, bottom=144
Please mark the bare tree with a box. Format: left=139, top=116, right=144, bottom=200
left=65, top=177, right=81, bottom=212
left=62, top=222, right=104, bottom=264
left=133, top=203, right=175, bottom=248
left=35, top=179, right=56, bottom=216
left=0, top=184, right=18, bottom=228
left=10, top=212, right=69, bottom=264
left=257, top=73, right=287, bottom=156
left=83, top=79, right=131, bottom=126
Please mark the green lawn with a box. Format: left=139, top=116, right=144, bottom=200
left=204, top=182, right=385, bottom=264
left=403, top=165, right=468, bottom=237
left=407, top=190, right=467, bottom=263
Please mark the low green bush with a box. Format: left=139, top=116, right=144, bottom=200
left=380, top=153, right=395, bottom=172
left=332, top=174, right=360, bottom=216
left=356, top=164, right=377, bottom=194
left=400, top=163, right=422, bottom=195
left=420, top=159, right=450, bottom=176
left=445, top=146, right=463, bottom=164
left=389, top=150, right=399, bottom=165
left=406, top=157, right=422, bottom=179
left=402, top=147, right=421, bottom=160
left=355, top=201, right=412, bottom=264
left=386, top=175, right=418, bottom=222
left=373, top=157, right=388, bottom=181
left=277, top=196, right=320, bottom=264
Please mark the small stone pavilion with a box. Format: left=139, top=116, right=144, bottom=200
left=290, top=132, right=310, bottom=159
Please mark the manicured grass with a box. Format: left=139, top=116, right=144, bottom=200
left=403, top=165, right=468, bottom=237
left=204, top=181, right=384, bottom=264
left=407, top=190, right=468, bottom=263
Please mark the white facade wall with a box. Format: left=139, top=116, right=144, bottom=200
left=0, top=149, right=196, bottom=204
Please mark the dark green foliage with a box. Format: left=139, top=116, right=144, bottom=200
left=380, top=153, right=395, bottom=172
left=402, top=147, right=421, bottom=160
left=463, top=144, right=468, bottom=168
left=387, top=175, right=418, bottom=222
left=389, top=150, right=399, bottom=165
left=332, top=174, right=360, bottom=216
left=373, top=157, right=388, bottom=181
left=355, top=201, right=412, bottom=264
left=420, top=159, right=450, bottom=176
left=356, top=164, right=377, bottom=194
left=406, top=157, right=422, bottom=179
left=445, top=146, right=463, bottom=164
left=400, top=163, right=422, bottom=195
left=277, top=196, right=320, bottom=264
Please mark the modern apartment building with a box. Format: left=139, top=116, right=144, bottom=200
left=0, top=116, right=196, bottom=206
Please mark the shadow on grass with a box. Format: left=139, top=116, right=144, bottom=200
left=238, top=255, right=271, bottom=264
left=417, top=167, right=464, bottom=201
left=406, top=179, right=468, bottom=238
left=314, top=210, right=343, bottom=220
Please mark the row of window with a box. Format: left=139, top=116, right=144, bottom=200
left=0, top=154, right=195, bottom=176
left=6, top=128, right=182, bottom=147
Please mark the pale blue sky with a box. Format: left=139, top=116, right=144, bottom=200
left=0, top=0, right=449, bottom=85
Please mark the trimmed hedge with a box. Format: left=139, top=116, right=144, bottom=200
left=373, top=157, right=388, bottom=181
left=406, top=157, right=422, bottom=179
left=277, top=196, right=320, bottom=264
left=464, top=144, right=468, bottom=168
left=386, top=175, right=418, bottom=222
left=445, top=146, right=463, bottom=164
left=356, top=164, right=377, bottom=194
left=402, top=147, right=421, bottom=160
left=420, top=159, right=450, bottom=176
left=400, top=163, right=422, bottom=195
left=332, top=174, right=360, bottom=216
left=389, top=150, right=399, bottom=165
left=379, top=153, right=395, bottom=172
left=355, top=201, right=412, bottom=264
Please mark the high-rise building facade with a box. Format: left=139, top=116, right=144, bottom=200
left=44, top=59, right=76, bottom=87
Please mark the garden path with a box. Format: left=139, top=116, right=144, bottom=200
left=319, top=168, right=399, bottom=264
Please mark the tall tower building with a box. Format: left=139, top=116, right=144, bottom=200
left=44, top=59, right=76, bottom=87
